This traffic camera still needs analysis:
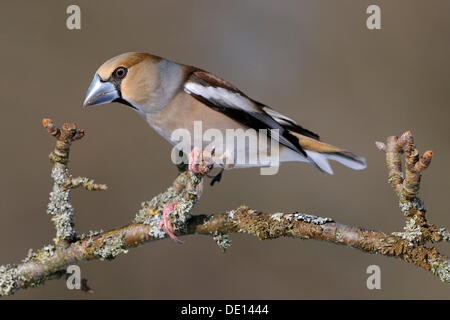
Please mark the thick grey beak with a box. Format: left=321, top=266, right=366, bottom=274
left=83, top=75, right=119, bottom=107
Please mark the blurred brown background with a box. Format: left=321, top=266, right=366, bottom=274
left=1, top=0, right=449, bottom=299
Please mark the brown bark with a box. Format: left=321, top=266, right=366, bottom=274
left=0, top=121, right=448, bottom=297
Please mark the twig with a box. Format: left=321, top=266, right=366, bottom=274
left=43, top=119, right=107, bottom=246
left=0, top=122, right=448, bottom=296
left=376, top=131, right=446, bottom=245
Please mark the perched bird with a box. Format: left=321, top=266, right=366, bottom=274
left=83, top=52, right=366, bottom=241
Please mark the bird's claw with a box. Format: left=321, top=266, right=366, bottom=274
left=158, top=202, right=183, bottom=244
left=188, top=147, right=215, bottom=175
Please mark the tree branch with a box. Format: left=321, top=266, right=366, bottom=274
left=0, top=121, right=448, bottom=296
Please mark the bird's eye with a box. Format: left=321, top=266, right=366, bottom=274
left=113, top=67, right=127, bottom=80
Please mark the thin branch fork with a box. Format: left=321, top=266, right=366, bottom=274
left=376, top=132, right=446, bottom=245
left=0, top=121, right=449, bottom=297
left=43, top=119, right=107, bottom=247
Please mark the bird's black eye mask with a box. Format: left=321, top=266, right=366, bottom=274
left=102, top=66, right=137, bottom=110
left=104, top=66, right=127, bottom=91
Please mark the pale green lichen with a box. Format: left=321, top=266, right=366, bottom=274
left=136, top=197, right=194, bottom=240
left=134, top=172, right=201, bottom=240
left=137, top=202, right=167, bottom=239
left=271, top=212, right=331, bottom=224
left=437, top=228, right=450, bottom=242
left=213, top=231, right=232, bottom=252
left=0, top=265, right=20, bottom=296
left=392, top=218, right=422, bottom=246
left=430, top=258, right=450, bottom=284
left=398, top=201, right=412, bottom=213
left=395, top=196, right=426, bottom=245
left=134, top=187, right=179, bottom=224
left=94, top=235, right=128, bottom=260
left=335, top=229, right=343, bottom=242
left=79, top=230, right=102, bottom=241
left=227, top=209, right=237, bottom=220
left=294, top=212, right=333, bottom=225
left=47, top=166, right=76, bottom=240
left=78, top=230, right=103, bottom=248
left=22, top=249, right=35, bottom=263
left=270, top=212, right=294, bottom=221
left=270, top=213, right=284, bottom=222
left=22, top=244, right=56, bottom=263
left=388, top=172, right=404, bottom=184
left=170, top=199, right=193, bottom=232
left=398, top=197, right=424, bottom=215
left=410, top=197, right=424, bottom=211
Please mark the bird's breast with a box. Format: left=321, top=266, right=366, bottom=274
left=146, top=91, right=246, bottom=145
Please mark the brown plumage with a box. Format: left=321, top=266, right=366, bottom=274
left=84, top=52, right=367, bottom=174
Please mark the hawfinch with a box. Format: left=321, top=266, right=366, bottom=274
left=83, top=52, right=366, bottom=176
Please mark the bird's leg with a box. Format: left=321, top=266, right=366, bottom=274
left=188, top=147, right=215, bottom=175
left=158, top=202, right=182, bottom=243
left=209, top=168, right=225, bottom=186
left=188, top=146, right=231, bottom=177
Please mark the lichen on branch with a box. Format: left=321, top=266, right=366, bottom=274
left=0, top=121, right=449, bottom=297
left=43, top=119, right=107, bottom=245
left=376, top=131, right=447, bottom=246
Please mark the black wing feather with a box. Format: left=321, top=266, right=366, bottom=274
left=187, top=89, right=308, bottom=158
left=257, top=103, right=320, bottom=140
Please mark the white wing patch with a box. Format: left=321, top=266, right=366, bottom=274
left=262, top=106, right=297, bottom=127
left=184, top=78, right=313, bottom=159
left=184, top=82, right=258, bottom=114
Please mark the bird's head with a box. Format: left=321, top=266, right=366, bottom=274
left=83, top=52, right=162, bottom=112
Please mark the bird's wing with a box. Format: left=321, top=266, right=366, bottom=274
left=260, top=105, right=320, bottom=140
left=183, top=70, right=309, bottom=157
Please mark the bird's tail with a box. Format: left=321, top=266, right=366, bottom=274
left=291, top=132, right=366, bottom=175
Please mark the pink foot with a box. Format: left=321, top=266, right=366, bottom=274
left=158, top=202, right=182, bottom=244
left=188, top=147, right=214, bottom=175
